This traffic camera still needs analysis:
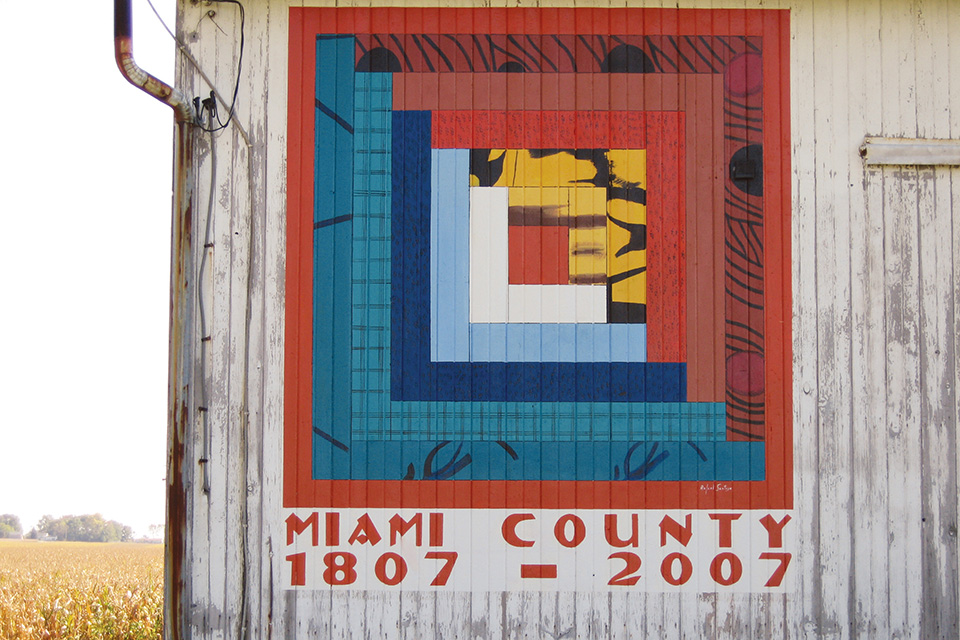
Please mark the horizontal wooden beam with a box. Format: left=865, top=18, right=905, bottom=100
left=860, top=137, right=960, bottom=165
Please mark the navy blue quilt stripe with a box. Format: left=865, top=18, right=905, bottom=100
left=390, top=110, right=685, bottom=403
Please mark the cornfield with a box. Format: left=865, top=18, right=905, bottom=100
left=0, top=540, right=163, bottom=640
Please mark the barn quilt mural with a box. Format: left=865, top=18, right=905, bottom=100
left=285, top=7, right=791, bottom=590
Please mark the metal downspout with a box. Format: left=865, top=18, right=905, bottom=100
left=115, top=0, right=192, bottom=121
left=114, top=2, right=194, bottom=639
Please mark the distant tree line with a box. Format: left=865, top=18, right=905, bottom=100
left=0, top=513, right=136, bottom=542
left=0, top=514, right=22, bottom=538
left=25, top=514, right=133, bottom=542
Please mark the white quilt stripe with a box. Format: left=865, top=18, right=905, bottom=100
left=469, top=187, right=509, bottom=323
left=469, top=186, right=607, bottom=324
left=506, top=285, right=607, bottom=324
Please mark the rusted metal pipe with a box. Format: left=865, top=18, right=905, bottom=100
left=163, top=120, right=194, bottom=640
left=114, top=2, right=194, bottom=639
left=114, top=0, right=193, bottom=122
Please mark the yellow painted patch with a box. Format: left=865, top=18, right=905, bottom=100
left=606, top=150, right=647, bottom=306
left=493, top=149, right=599, bottom=188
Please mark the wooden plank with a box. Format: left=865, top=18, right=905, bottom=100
left=786, top=0, right=821, bottom=637
left=435, top=591, right=470, bottom=639
left=951, top=8, right=960, bottom=631
left=223, top=0, right=260, bottom=624
left=875, top=10, right=908, bottom=634
left=883, top=165, right=924, bottom=638
left=847, top=0, right=892, bottom=635
left=226, top=0, right=265, bottom=629
left=811, top=0, right=856, bottom=633
left=330, top=590, right=352, bottom=638
left=909, top=2, right=959, bottom=637
left=952, top=0, right=960, bottom=140
left=260, top=0, right=293, bottom=636
left=178, top=47, right=216, bottom=637
left=954, top=167, right=960, bottom=640
left=886, top=1, right=925, bottom=635
left=365, top=591, right=401, bottom=638
left=918, top=163, right=960, bottom=639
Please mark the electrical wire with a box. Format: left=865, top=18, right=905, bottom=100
left=145, top=0, right=245, bottom=133
left=145, top=0, right=176, bottom=42
left=196, top=102, right=217, bottom=495
left=196, top=0, right=244, bottom=132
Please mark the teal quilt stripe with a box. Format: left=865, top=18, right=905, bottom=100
left=312, top=36, right=355, bottom=478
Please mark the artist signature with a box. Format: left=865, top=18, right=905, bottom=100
left=699, top=482, right=733, bottom=492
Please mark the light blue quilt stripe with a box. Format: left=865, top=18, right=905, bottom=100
left=431, top=149, right=470, bottom=361
left=428, top=148, right=648, bottom=363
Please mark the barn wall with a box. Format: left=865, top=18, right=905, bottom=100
left=170, top=0, right=959, bottom=637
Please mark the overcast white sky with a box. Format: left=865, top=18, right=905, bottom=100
left=0, top=0, right=177, bottom=537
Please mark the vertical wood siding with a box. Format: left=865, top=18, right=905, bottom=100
left=173, top=0, right=958, bottom=637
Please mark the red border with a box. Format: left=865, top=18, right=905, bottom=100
left=433, top=110, right=657, bottom=148
left=285, top=7, right=792, bottom=510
